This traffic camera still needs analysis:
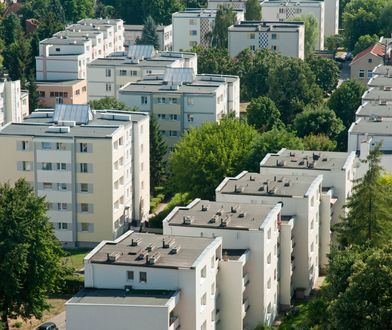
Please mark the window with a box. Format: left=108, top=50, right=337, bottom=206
left=56, top=142, right=66, bottom=150
left=201, top=293, right=207, bottom=306
left=201, top=321, right=207, bottom=330
left=211, top=256, right=215, bottom=268
left=57, top=222, right=68, bottom=230
left=368, top=58, right=373, bottom=63
left=359, top=70, right=365, bottom=78
left=43, top=182, right=52, bottom=190
left=250, top=33, right=255, bottom=39
left=105, top=69, right=111, bottom=77
left=75, top=89, right=80, bottom=96
left=141, top=96, right=148, bottom=104
left=106, top=83, right=112, bottom=92
left=187, top=97, right=194, bottom=105
left=189, top=30, right=197, bottom=36
left=267, top=228, right=271, bottom=239
left=55, top=48, right=60, bottom=52
left=80, top=163, right=88, bottom=173
left=56, top=163, right=66, bottom=171
left=81, top=203, right=89, bottom=212
left=211, top=282, right=215, bottom=295
left=42, top=162, right=52, bottom=171
left=21, top=141, right=29, bottom=151
left=211, top=310, right=215, bottom=322
left=127, top=271, right=134, bottom=281
left=120, top=70, right=127, bottom=76
left=80, top=143, right=88, bottom=153
left=267, top=278, right=271, bottom=289
left=81, top=223, right=89, bottom=232
left=81, top=183, right=89, bottom=192
left=267, top=253, right=271, bottom=264
left=22, top=161, right=32, bottom=171
left=139, top=271, right=147, bottom=283
left=267, top=302, right=272, bottom=314
left=250, top=45, right=256, bottom=51
left=189, top=19, right=197, bottom=25
left=39, top=91, right=45, bottom=97
left=58, top=203, right=68, bottom=211
left=82, top=86, right=87, bottom=92
left=41, top=142, right=51, bottom=150
left=57, top=183, right=67, bottom=191
left=310, top=242, right=314, bottom=252
left=169, top=130, right=178, bottom=137
left=367, top=70, right=373, bottom=78
left=271, top=33, right=277, bottom=40
left=311, top=219, right=314, bottom=230
left=201, top=265, right=207, bottom=278
left=271, top=45, right=277, bottom=51
left=170, top=114, right=178, bottom=120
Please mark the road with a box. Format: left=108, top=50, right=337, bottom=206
left=38, top=311, right=66, bottom=330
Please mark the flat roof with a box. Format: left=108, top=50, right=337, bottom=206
left=89, top=232, right=217, bottom=269
left=78, top=18, right=123, bottom=25
left=229, top=20, right=304, bottom=32
left=262, top=0, right=323, bottom=6
left=40, top=37, right=90, bottom=45
left=373, top=65, right=392, bottom=76
left=349, top=118, right=392, bottom=135
left=67, top=288, right=177, bottom=306
left=218, top=172, right=317, bottom=198
left=36, top=79, right=85, bottom=86
left=356, top=102, right=392, bottom=118
left=222, top=249, right=249, bottom=260
left=261, top=149, right=352, bottom=171
left=166, top=199, right=279, bottom=231
left=362, top=88, right=392, bottom=100
left=368, top=75, right=392, bottom=87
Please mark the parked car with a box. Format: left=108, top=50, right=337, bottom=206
left=37, top=322, right=58, bottom=330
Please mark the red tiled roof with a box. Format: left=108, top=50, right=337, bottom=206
left=3, top=3, right=23, bottom=18
left=350, top=43, right=386, bottom=65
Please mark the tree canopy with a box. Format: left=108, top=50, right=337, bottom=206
left=246, top=96, right=283, bottom=132
left=89, top=97, right=136, bottom=111
left=303, top=134, right=337, bottom=151
left=208, top=5, right=236, bottom=48
left=245, top=0, right=261, bottom=21
left=353, top=34, right=379, bottom=55
left=137, top=16, right=159, bottom=49
left=292, top=14, right=319, bottom=55
left=306, top=54, right=340, bottom=95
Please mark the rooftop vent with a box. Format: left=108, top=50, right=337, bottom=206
left=201, top=204, right=209, bottom=211
left=209, top=215, right=218, bottom=224
left=183, top=215, right=194, bottom=225
left=107, top=251, right=122, bottom=262
left=313, top=153, right=320, bottom=161
left=277, top=160, right=286, bottom=167
left=268, top=187, right=277, bottom=195
left=162, top=238, right=175, bottom=249
left=289, top=152, right=296, bottom=157
left=322, top=157, right=328, bottom=162
left=234, top=185, right=244, bottom=193
left=216, top=208, right=223, bottom=216
left=146, top=244, right=155, bottom=252
left=170, top=246, right=181, bottom=254
left=249, top=175, right=255, bottom=181
left=238, top=212, right=247, bottom=218
left=231, top=205, right=238, bottom=213
left=147, top=253, right=160, bottom=265
left=220, top=216, right=231, bottom=227
left=284, top=181, right=291, bottom=187
left=130, top=238, right=142, bottom=247
left=47, top=126, right=70, bottom=133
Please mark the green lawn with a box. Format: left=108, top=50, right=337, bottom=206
left=278, top=300, right=312, bottom=330
left=62, top=248, right=91, bottom=271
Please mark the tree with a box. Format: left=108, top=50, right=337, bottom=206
left=150, top=114, right=168, bottom=193
left=306, top=54, right=340, bottom=95
left=95, top=3, right=115, bottom=18
left=89, top=97, right=136, bottom=111
left=303, top=134, right=337, bottom=151
left=293, top=104, right=345, bottom=141
left=338, top=144, right=392, bottom=247
left=380, top=1, right=392, bottom=37
left=168, top=118, right=259, bottom=199
left=246, top=96, right=283, bottom=132
left=245, top=0, right=261, bottom=21
left=0, top=13, right=23, bottom=46
left=208, top=5, right=236, bottom=48
left=27, top=75, right=39, bottom=113
left=190, top=46, right=234, bottom=75
left=61, top=0, right=95, bottom=22
left=353, top=34, right=379, bottom=55
left=145, top=0, right=185, bottom=26
left=244, top=128, right=304, bottom=172
left=137, top=16, right=159, bottom=49
left=267, top=58, right=323, bottom=123
left=0, top=179, right=65, bottom=329
left=328, top=79, right=366, bottom=128
left=292, top=15, right=319, bottom=55
left=3, top=38, right=33, bottom=85
left=343, top=0, right=389, bottom=50
left=325, top=34, right=345, bottom=51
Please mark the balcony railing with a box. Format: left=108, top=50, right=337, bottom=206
left=169, top=315, right=180, bottom=330
left=242, top=298, right=250, bottom=319
left=242, top=272, right=250, bottom=292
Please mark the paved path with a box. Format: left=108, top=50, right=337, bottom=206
left=41, top=311, right=66, bottom=330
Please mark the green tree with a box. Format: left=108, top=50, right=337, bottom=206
left=328, top=79, right=366, bottom=128
left=267, top=58, right=323, bottom=123
left=303, top=134, right=337, bottom=151
left=353, top=34, right=379, bottom=55
left=145, top=0, right=185, bottom=26
left=3, top=38, right=33, bottom=85
left=137, top=16, right=159, bottom=49
left=306, top=54, right=340, bottom=95
left=190, top=46, right=234, bottom=75
left=293, top=104, right=345, bottom=141
left=61, top=0, right=95, bottom=22
left=244, top=128, right=304, bottom=172
left=338, top=144, right=392, bottom=247
left=89, top=97, right=135, bottom=111
left=95, top=3, right=115, bottom=18
left=0, top=179, right=65, bottom=330
left=343, top=0, right=389, bottom=50
left=1, top=13, right=23, bottom=46
left=380, top=1, right=392, bottom=37
left=150, top=114, right=168, bottom=193
left=292, top=15, right=319, bottom=55
left=168, top=118, right=259, bottom=199
left=27, top=75, right=39, bottom=113
left=208, top=5, right=236, bottom=48
left=245, top=0, right=261, bottom=21
left=325, top=34, right=345, bottom=51
left=246, top=96, right=283, bottom=132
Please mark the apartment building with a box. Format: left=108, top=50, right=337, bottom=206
left=163, top=199, right=281, bottom=328
left=207, top=0, right=248, bottom=10
left=362, top=87, right=392, bottom=105
left=350, top=43, right=386, bottom=84
left=0, top=105, right=149, bottom=246
left=215, top=172, right=324, bottom=300
left=66, top=231, right=223, bottom=330
left=0, top=79, right=29, bottom=126
left=260, top=149, right=356, bottom=229
left=118, top=68, right=240, bottom=149
left=124, top=24, right=173, bottom=51
left=172, top=8, right=245, bottom=51
left=87, top=45, right=198, bottom=100
left=37, top=80, right=87, bottom=108
left=77, top=18, right=125, bottom=52
left=356, top=102, right=392, bottom=121
left=260, top=0, right=325, bottom=50
left=228, top=21, right=305, bottom=59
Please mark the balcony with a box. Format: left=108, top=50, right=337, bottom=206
left=215, top=309, right=221, bottom=323
left=169, top=315, right=180, bottom=330
left=242, top=273, right=250, bottom=292
left=242, top=298, right=250, bottom=319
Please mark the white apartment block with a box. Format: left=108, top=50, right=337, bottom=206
left=260, top=0, right=325, bottom=50
left=0, top=105, right=149, bottom=246
left=0, top=79, right=29, bottom=126
left=362, top=87, right=392, bottom=105
left=324, top=0, right=339, bottom=36
left=87, top=45, right=198, bottom=100
left=356, top=102, right=392, bottom=121
left=208, top=0, right=248, bottom=10
left=77, top=18, right=125, bottom=52
left=215, top=172, right=323, bottom=300
left=124, top=24, right=173, bottom=51
left=172, top=8, right=245, bottom=51
left=163, top=199, right=281, bottom=328
left=260, top=149, right=356, bottom=230
left=66, top=231, right=223, bottom=330
left=228, top=21, right=305, bottom=59
left=118, top=67, right=240, bottom=149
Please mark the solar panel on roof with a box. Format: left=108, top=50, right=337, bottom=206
left=127, top=45, right=155, bottom=60
left=163, top=68, right=195, bottom=84
left=53, top=104, right=93, bottom=125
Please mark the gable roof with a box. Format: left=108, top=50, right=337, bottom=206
left=351, top=43, right=386, bottom=66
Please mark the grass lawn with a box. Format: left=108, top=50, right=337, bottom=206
left=277, top=300, right=312, bottom=330
left=62, top=248, right=91, bottom=271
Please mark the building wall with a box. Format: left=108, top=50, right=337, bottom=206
left=37, top=80, right=87, bottom=108
left=324, top=0, right=339, bottom=36
left=350, top=54, right=384, bottom=84
left=279, top=219, right=294, bottom=309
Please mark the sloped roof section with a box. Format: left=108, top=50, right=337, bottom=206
left=163, top=67, right=195, bottom=84
left=351, top=43, right=386, bottom=65
left=127, top=45, right=155, bottom=60
left=53, top=104, right=93, bottom=125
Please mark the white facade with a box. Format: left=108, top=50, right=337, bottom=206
left=172, top=8, right=245, bottom=51
left=260, top=0, right=325, bottom=50
left=228, top=21, right=305, bottom=59
left=0, top=79, right=29, bottom=126
left=124, top=24, right=173, bottom=51
left=208, top=0, right=248, bottom=10
left=66, top=231, right=223, bottom=330
left=323, top=0, right=339, bottom=36
left=163, top=199, right=281, bottom=328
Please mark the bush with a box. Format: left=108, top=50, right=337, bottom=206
left=57, top=274, right=84, bottom=294
left=15, top=322, right=23, bottom=328
left=150, top=193, right=165, bottom=213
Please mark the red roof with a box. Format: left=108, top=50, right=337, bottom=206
left=350, top=43, right=386, bottom=65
